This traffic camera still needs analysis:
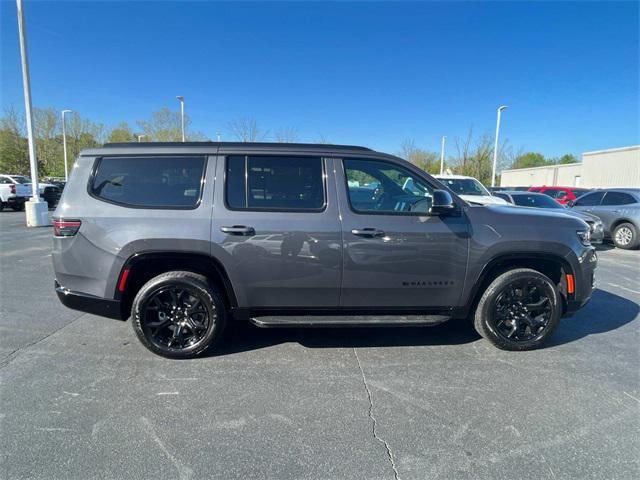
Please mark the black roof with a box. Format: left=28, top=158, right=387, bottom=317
left=103, top=141, right=373, bottom=152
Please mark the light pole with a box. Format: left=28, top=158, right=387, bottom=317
left=61, top=109, right=72, bottom=181
left=176, top=96, right=185, bottom=142
left=439, top=136, right=446, bottom=175
left=16, top=0, right=48, bottom=226
left=216, top=132, right=221, bottom=142
left=491, top=105, right=508, bottom=187
left=137, top=134, right=146, bottom=142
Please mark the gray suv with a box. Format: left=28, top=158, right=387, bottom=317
left=52, top=142, right=597, bottom=358
left=570, top=189, right=640, bottom=249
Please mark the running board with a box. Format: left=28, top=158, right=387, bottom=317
left=249, top=314, right=450, bottom=328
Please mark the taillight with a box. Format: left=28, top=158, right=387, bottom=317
left=53, top=219, right=81, bottom=236
left=9, top=184, right=15, bottom=194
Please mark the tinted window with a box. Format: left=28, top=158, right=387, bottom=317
left=602, top=192, right=637, bottom=206
left=225, top=155, right=324, bottom=210
left=573, top=191, right=604, bottom=207
left=541, top=189, right=567, bottom=199
left=344, top=159, right=434, bottom=214
left=91, top=156, right=206, bottom=208
left=513, top=194, right=563, bottom=209
left=494, top=193, right=512, bottom=203
left=0, top=177, right=12, bottom=184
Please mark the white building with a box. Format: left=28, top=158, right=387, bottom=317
left=500, top=145, right=640, bottom=188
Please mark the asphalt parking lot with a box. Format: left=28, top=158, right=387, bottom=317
left=1, top=210, right=638, bottom=480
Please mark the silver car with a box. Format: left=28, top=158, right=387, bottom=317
left=570, top=189, right=640, bottom=249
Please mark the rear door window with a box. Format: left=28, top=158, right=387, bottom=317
left=601, top=192, right=637, bottom=206
left=91, top=156, right=206, bottom=208
left=225, top=155, right=325, bottom=211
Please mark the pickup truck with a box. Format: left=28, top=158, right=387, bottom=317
left=0, top=174, right=31, bottom=211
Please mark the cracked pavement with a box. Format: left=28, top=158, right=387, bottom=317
left=1, top=211, right=639, bottom=479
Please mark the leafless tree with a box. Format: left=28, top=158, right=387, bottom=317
left=274, top=127, right=298, bottom=143
left=228, top=117, right=265, bottom=142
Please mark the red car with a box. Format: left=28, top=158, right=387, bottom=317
left=528, top=186, right=591, bottom=205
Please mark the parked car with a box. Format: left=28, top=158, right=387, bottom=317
left=528, top=186, right=591, bottom=205
left=1, top=174, right=62, bottom=208
left=495, top=191, right=604, bottom=244
left=570, top=188, right=640, bottom=249
left=487, top=186, right=530, bottom=193
left=0, top=174, right=31, bottom=211
left=434, top=174, right=509, bottom=205
left=53, top=142, right=596, bottom=358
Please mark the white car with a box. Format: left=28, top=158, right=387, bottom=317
left=0, top=174, right=32, bottom=211
left=0, top=174, right=61, bottom=209
left=434, top=174, right=508, bottom=206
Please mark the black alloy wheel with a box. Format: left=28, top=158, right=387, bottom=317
left=131, top=271, right=226, bottom=358
left=474, top=268, right=561, bottom=351
left=490, top=278, right=553, bottom=342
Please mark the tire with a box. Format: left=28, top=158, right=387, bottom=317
left=612, top=222, right=639, bottom=250
left=131, top=271, right=227, bottom=359
left=473, top=268, right=561, bottom=351
left=10, top=203, right=24, bottom=211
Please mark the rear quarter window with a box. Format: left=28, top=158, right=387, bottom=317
left=90, top=156, right=206, bottom=208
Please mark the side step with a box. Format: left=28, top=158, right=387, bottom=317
left=249, top=315, right=450, bottom=328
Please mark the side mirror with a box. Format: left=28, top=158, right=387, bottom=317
left=430, top=189, right=455, bottom=215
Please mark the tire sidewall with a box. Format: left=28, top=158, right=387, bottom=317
left=475, top=269, right=561, bottom=351
left=132, top=274, right=226, bottom=359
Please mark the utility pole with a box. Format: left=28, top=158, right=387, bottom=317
left=176, top=96, right=185, bottom=142
left=16, top=0, right=49, bottom=226
left=491, top=106, right=508, bottom=187
left=439, top=136, right=446, bottom=175
left=61, top=109, right=72, bottom=181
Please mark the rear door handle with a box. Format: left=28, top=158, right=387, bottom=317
left=220, top=225, right=255, bottom=236
left=351, top=228, right=385, bottom=238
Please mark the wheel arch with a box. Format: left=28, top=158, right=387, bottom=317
left=459, top=252, right=574, bottom=318
left=116, top=252, right=238, bottom=317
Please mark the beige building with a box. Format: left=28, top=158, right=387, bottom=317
left=500, top=145, right=640, bottom=188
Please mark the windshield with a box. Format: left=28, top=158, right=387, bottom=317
left=513, top=194, right=563, bottom=209
left=12, top=176, right=32, bottom=184
left=438, top=178, right=490, bottom=196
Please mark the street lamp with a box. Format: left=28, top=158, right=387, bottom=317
left=216, top=132, right=221, bottom=142
left=137, top=134, right=146, bottom=143
left=16, top=0, right=48, bottom=226
left=61, top=109, right=72, bottom=181
left=491, top=105, right=508, bottom=187
left=176, top=96, right=185, bottom=142
left=439, top=136, right=446, bottom=175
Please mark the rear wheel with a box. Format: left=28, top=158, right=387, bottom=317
left=131, top=271, right=227, bottom=358
left=612, top=222, right=639, bottom=250
left=474, top=268, right=561, bottom=351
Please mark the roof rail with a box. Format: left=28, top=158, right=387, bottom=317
left=102, top=141, right=373, bottom=151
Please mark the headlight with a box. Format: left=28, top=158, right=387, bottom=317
left=577, top=229, right=591, bottom=246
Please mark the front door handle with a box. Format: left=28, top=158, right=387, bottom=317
left=220, top=225, right=255, bottom=236
left=351, top=228, right=385, bottom=238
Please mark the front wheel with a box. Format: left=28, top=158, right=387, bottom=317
left=612, top=222, right=639, bottom=250
left=474, top=268, right=561, bottom=351
left=131, top=271, right=227, bottom=358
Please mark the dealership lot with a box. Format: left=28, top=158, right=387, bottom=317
left=1, top=210, right=638, bottom=480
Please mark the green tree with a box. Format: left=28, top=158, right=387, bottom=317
left=511, top=152, right=551, bottom=169
left=0, top=107, right=29, bottom=174
left=558, top=153, right=578, bottom=165
left=107, top=122, right=135, bottom=143
left=398, top=139, right=441, bottom=174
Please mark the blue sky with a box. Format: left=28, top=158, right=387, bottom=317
left=1, top=1, right=638, bottom=158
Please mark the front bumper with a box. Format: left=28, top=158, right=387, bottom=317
left=55, top=280, right=126, bottom=320
left=564, top=248, right=597, bottom=315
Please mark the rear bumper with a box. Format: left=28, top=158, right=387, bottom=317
left=6, top=196, right=27, bottom=205
left=55, top=280, right=126, bottom=320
